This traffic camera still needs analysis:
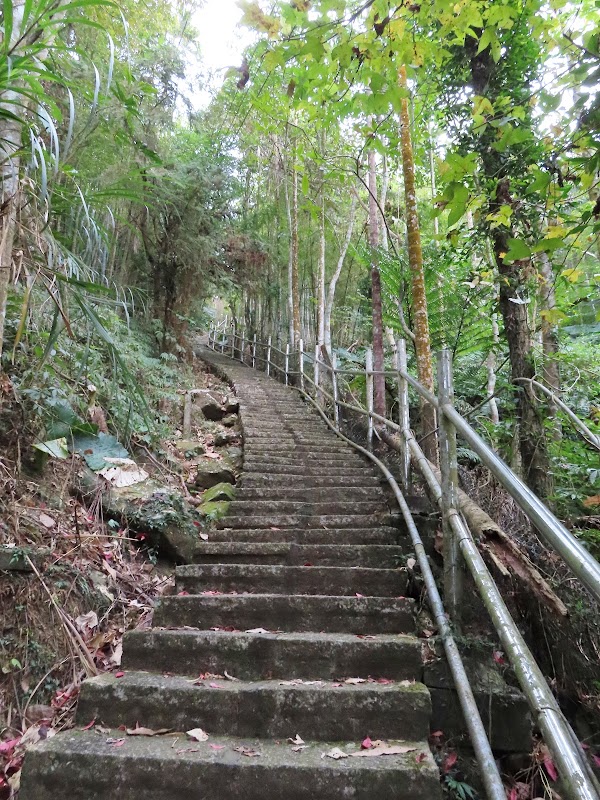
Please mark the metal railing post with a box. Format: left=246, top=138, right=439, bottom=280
left=230, top=324, right=235, bottom=358
left=252, top=334, right=257, bottom=368
left=266, top=336, right=272, bottom=376
left=366, top=347, right=374, bottom=450
left=240, top=330, right=245, bottom=364
left=285, top=343, right=290, bottom=385
left=437, top=349, right=463, bottom=627
left=397, top=338, right=411, bottom=490
left=314, top=344, right=320, bottom=405
left=331, top=352, right=340, bottom=429
left=299, top=338, right=305, bottom=392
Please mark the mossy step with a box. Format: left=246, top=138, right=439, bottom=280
left=206, top=527, right=401, bottom=544
left=175, top=564, right=407, bottom=597
left=122, top=629, right=424, bottom=681
left=20, top=730, right=442, bottom=800
left=153, top=593, right=415, bottom=634
left=77, top=671, right=431, bottom=742
left=191, top=542, right=406, bottom=568
left=216, top=513, right=395, bottom=530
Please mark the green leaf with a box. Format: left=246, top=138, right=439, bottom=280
left=3, top=0, right=13, bottom=51
left=201, top=482, right=236, bottom=503
left=71, top=432, right=129, bottom=471
left=447, top=183, right=469, bottom=226
left=33, top=438, right=69, bottom=459
left=503, top=238, right=531, bottom=261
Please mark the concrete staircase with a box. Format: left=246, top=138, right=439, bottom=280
left=20, top=351, right=443, bottom=800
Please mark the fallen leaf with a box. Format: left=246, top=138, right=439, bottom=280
left=224, top=671, right=239, bottom=681
left=416, top=752, right=428, bottom=763
left=200, top=533, right=209, bottom=541
left=443, top=751, right=458, bottom=772
left=245, top=628, right=271, bottom=634
left=352, top=744, right=418, bottom=758
left=361, top=737, right=373, bottom=750
left=187, top=728, right=209, bottom=742
left=126, top=725, right=171, bottom=737
left=355, top=593, right=364, bottom=598
left=209, top=744, right=226, bottom=751
left=81, top=719, right=96, bottom=731
left=234, top=745, right=261, bottom=757
left=406, top=557, right=417, bottom=570
left=288, top=734, right=305, bottom=745
left=114, top=671, right=125, bottom=679
left=544, top=756, right=558, bottom=781
left=345, top=678, right=366, bottom=685
left=98, top=458, right=149, bottom=488
left=493, top=650, right=505, bottom=666
left=105, top=737, right=125, bottom=747
left=323, top=747, right=349, bottom=760
left=593, top=754, right=600, bottom=768
left=39, top=512, right=56, bottom=529
left=583, top=495, right=600, bottom=508
left=209, top=682, right=224, bottom=689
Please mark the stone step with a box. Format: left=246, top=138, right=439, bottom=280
left=243, top=443, right=355, bottom=454
left=240, top=474, right=383, bottom=489
left=153, top=594, right=414, bottom=634
left=206, top=527, right=401, bottom=544
left=77, top=671, right=431, bottom=742
left=191, top=542, right=406, bottom=568
left=175, top=564, right=406, bottom=596
left=242, top=454, right=367, bottom=468
left=217, top=513, right=395, bottom=530
left=20, top=730, right=441, bottom=800
left=223, top=500, right=388, bottom=517
left=236, top=487, right=387, bottom=503
left=240, top=463, right=371, bottom=476
left=123, top=629, right=424, bottom=680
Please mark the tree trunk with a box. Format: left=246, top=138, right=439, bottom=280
left=368, top=150, right=386, bottom=418
left=290, top=160, right=301, bottom=345
left=399, top=65, right=437, bottom=464
left=317, top=182, right=326, bottom=347
left=324, top=192, right=357, bottom=354
left=538, top=251, right=561, bottom=440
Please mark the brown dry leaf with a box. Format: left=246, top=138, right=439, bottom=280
left=186, top=728, right=209, bottom=742
left=224, top=671, right=240, bottom=681
left=583, top=495, right=600, bottom=508
left=234, top=745, right=261, bottom=757
left=126, top=725, right=172, bottom=737
left=351, top=744, right=417, bottom=758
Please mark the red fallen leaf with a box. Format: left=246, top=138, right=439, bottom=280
left=0, top=738, right=20, bottom=754
left=209, top=682, right=224, bottom=689
left=592, top=754, right=600, bottom=767
left=6, top=754, right=24, bottom=776
left=492, top=650, right=505, bottom=665
left=115, top=671, right=125, bottom=679
left=209, top=744, right=226, bottom=750
left=509, top=789, right=517, bottom=800
left=361, top=737, right=373, bottom=750
left=443, top=751, right=458, bottom=773
left=355, top=593, right=364, bottom=598
left=303, top=563, right=313, bottom=567
left=81, top=719, right=96, bottom=731
left=543, top=757, right=558, bottom=781
left=177, top=591, right=189, bottom=596
left=416, top=752, right=428, bottom=763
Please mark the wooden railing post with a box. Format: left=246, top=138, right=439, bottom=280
left=366, top=347, right=374, bottom=450
left=285, top=343, right=290, bottom=385
left=397, top=338, right=411, bottom=490
left=437, top=349, right=463, bottom=627
left=331, top=351, right=340, bottom=429
left=299, top=339, right=305, bottom=393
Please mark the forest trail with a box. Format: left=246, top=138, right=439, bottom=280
left=19, top=347, right=443, bottom=799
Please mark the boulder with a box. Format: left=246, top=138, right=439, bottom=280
left=199, top=398, right=226, bottom=421
left=194, top=461, right=236, bottom=490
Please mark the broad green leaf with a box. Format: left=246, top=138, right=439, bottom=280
left=33, top=438, right=69, bottom=459
left=503, top=239, right=531, bottom=261
left=72, top=432, right=129, bottom=471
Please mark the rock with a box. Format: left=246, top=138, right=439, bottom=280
left=194, top=462, right=236, bottom=490
left=199, top=398, right=226, bottom=421
left=174, top=440, right=206, bottom=456
left=214, top=431, right=237, bottom=447
left=222, top=414, right=238, bottom=428
left=224, top=399, right=239, bottom=414
left=0, top=545, right=49, bottom=571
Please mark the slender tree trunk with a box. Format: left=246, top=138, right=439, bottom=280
left=538, top=251, right=561, bottom=440
left=380, top=155, right=390, bottom=252
left=324, top=192, right=357, bottom=354
left=317, top=180, right=326, bottom=347
left=290, top=160, right=301, bottom=345
left=399, top=65, right=437, bottom=464
left=368, top=150, right=386, bottom=418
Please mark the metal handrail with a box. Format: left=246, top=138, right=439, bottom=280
left=207, top=321, right=600, bottom=800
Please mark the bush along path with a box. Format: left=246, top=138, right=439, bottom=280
left=19, top=347, right=445, bottom=799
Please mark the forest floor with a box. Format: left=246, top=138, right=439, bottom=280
left=0, top=338, right=241, bottom=799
